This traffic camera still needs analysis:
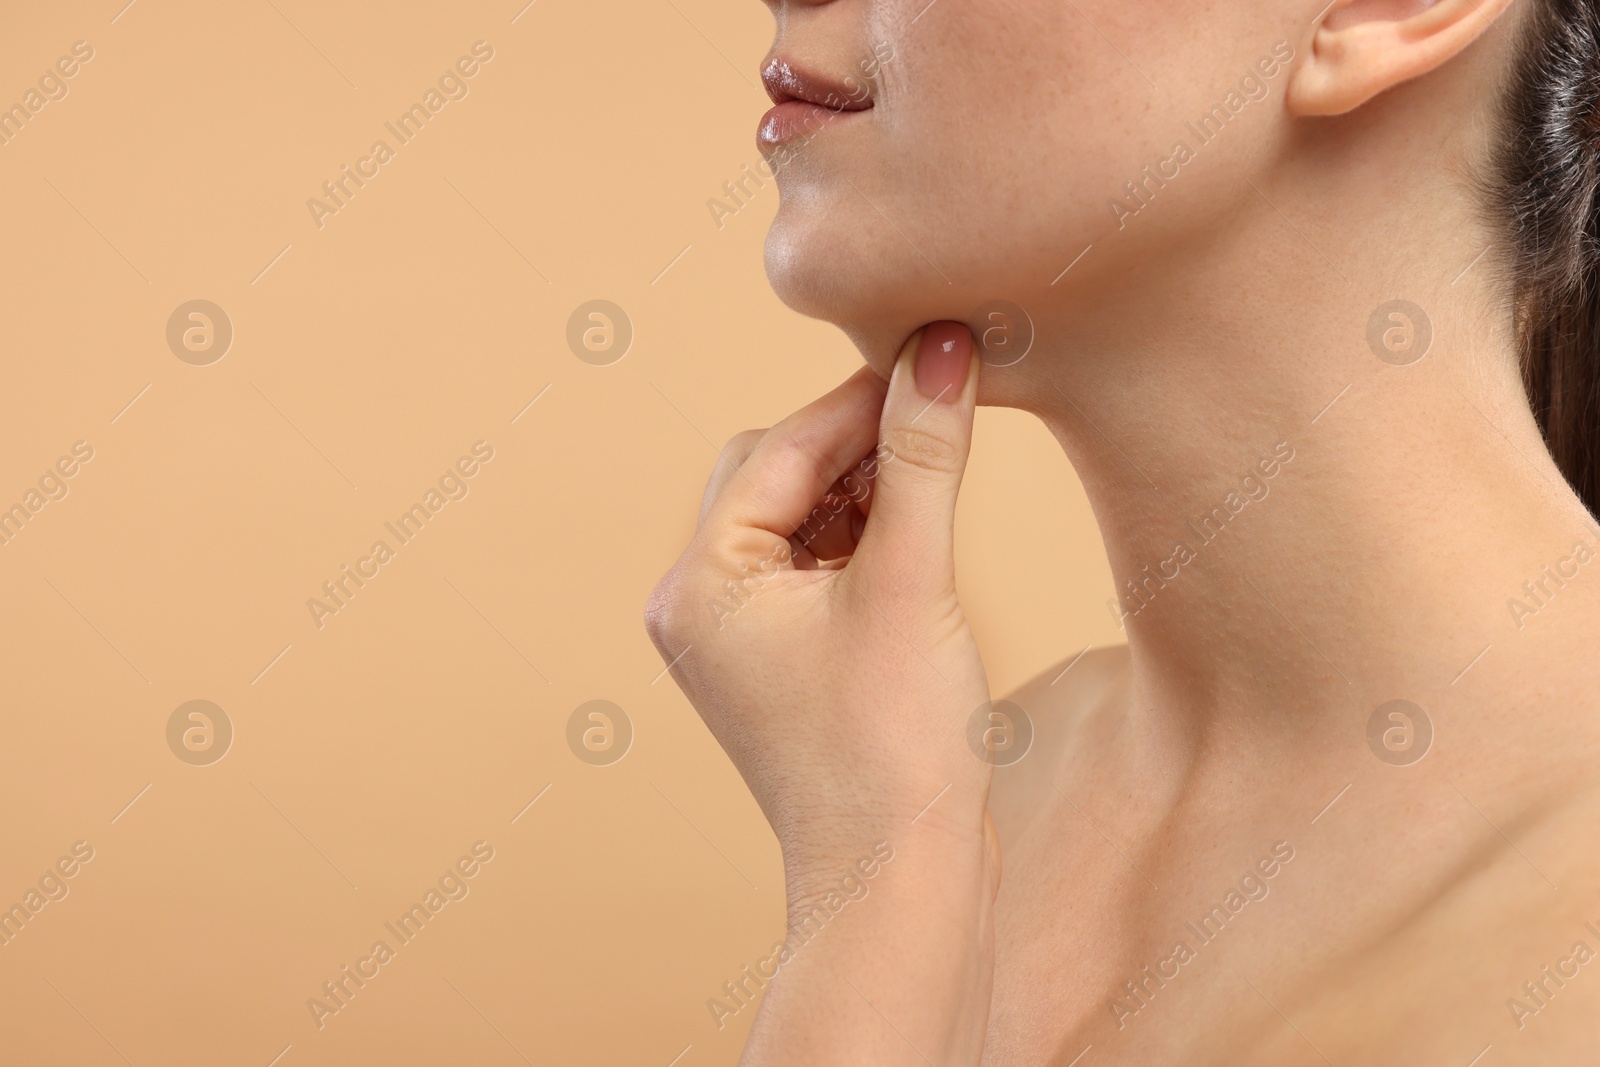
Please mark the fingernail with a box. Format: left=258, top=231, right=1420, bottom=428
left=914, top=321, right=972, bottom=402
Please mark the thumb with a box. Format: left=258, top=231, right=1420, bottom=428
left=855, top=321, right=979, bottom=582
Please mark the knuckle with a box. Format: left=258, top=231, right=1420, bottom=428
left=880, top=425, right=962, bottom=476
left=643, top=567, right=693, bottom=650
left=723, top=428, right=767, bottom=461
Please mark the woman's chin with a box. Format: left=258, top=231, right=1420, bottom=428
left=765, top=224, right=871, bottom=320
left=763, top=221, right=943, bottom=369
left=761, top=214, right=1057, bottom=405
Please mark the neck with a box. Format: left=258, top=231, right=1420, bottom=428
left=996, top=204, right=1596, bottom=733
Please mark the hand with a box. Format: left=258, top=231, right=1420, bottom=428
left=645, top=322, right=998, bottom=1064
left=646, top=321, right=992, bottom=878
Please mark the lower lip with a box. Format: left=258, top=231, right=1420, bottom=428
left=757, top=101, right=866, bottom=151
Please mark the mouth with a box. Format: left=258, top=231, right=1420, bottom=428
left=757, top=55, right=873, bottom=152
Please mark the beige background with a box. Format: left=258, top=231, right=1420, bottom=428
left=0, top=2, right=1118, bottom=1063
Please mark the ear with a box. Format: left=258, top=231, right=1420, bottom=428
left=1286, top=0, right=1519, bottom=116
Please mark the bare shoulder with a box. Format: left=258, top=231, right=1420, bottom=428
left=1004, top=644, right=1131, bottom=716
left=986, top=645, right=1131, bottom=841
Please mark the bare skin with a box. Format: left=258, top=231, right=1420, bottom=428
left=992, top=633, right=1600, bottom=1064
left=649, top=0, right=1600, bottom=1061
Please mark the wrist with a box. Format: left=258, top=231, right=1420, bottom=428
left=779, top=799, right=997, bottom=935
left=751, top=819, right=997, bottom=1067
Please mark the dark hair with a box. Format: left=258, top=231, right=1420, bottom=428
left=1491, top=0, right=1600, bottom=516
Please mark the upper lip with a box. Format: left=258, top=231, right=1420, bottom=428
left=761, top=56, right=874, bottom=112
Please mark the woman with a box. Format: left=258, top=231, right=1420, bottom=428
left=647, top=0, right=1600, bottom=1061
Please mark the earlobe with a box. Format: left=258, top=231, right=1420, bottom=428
left=1286, top=0, right=1518, bottom=116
